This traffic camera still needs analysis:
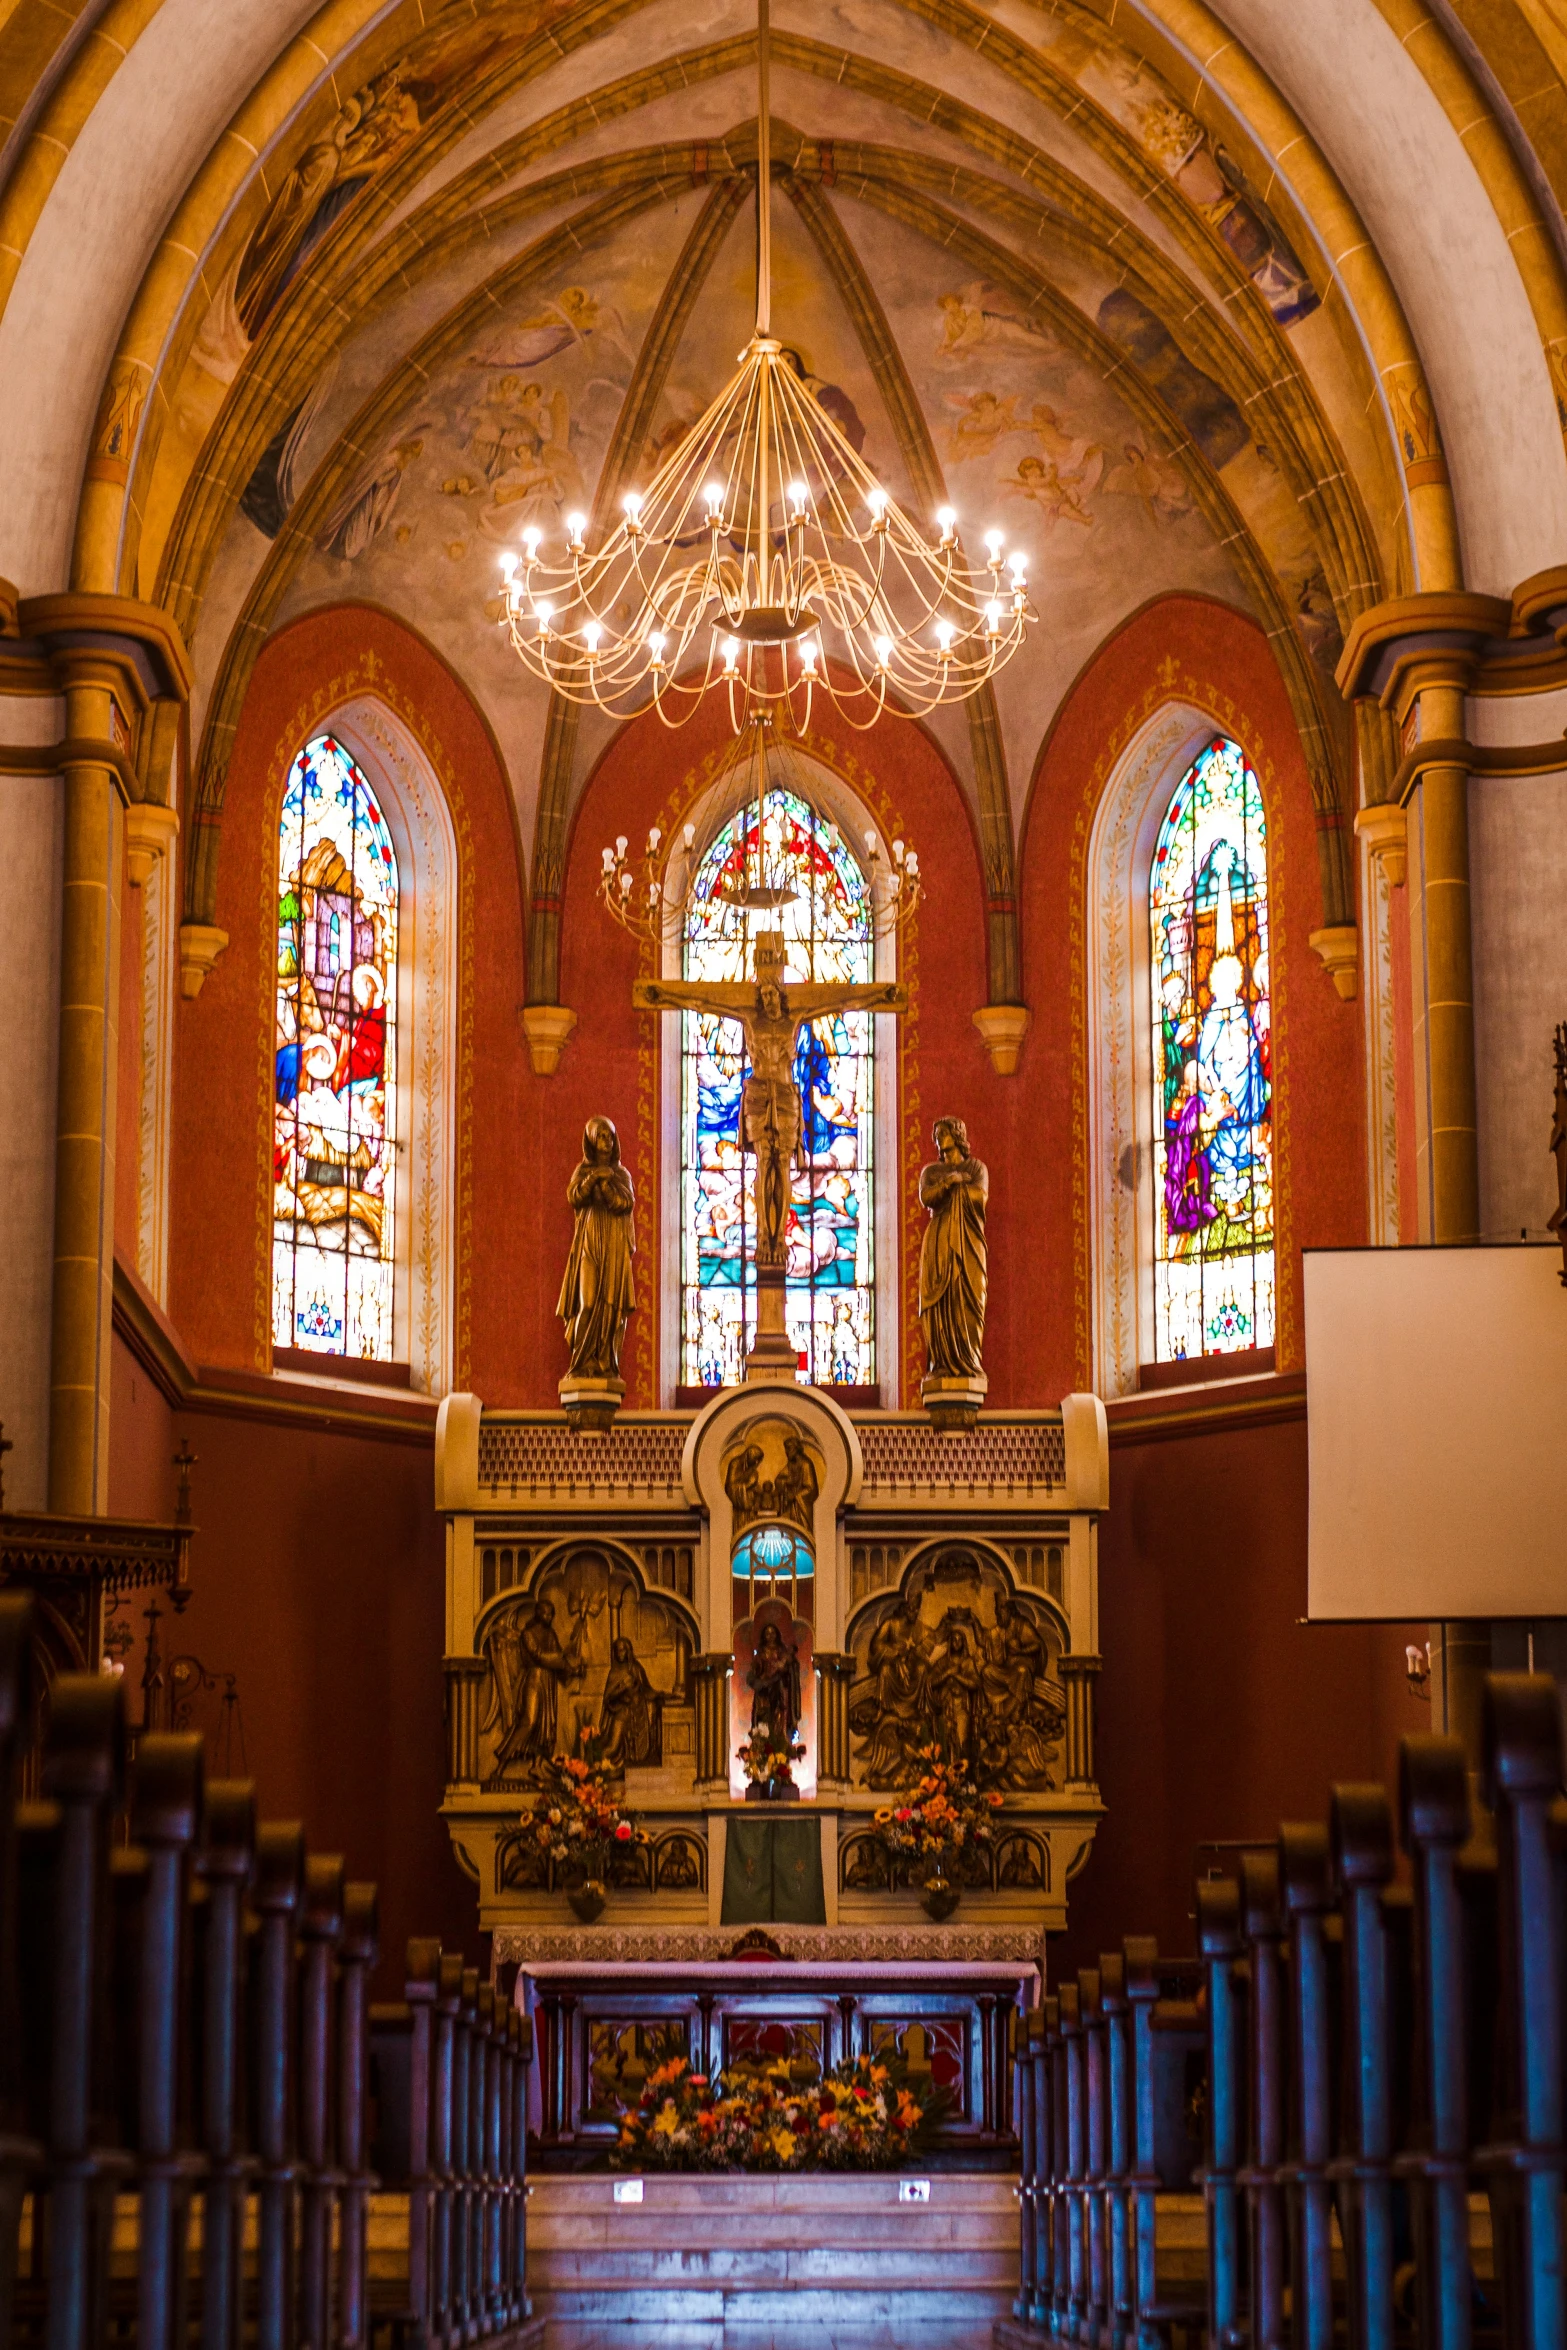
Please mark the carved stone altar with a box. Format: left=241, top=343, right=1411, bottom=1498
left=437, top=1383, right=1107, bottom=1945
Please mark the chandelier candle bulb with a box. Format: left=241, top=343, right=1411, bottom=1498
left=489, top=0, right=1033, bottom=728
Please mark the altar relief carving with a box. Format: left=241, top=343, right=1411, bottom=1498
left=848, top=1549, right=1065, bottom=1792
left=480, top=1546, right=692, bottom=1785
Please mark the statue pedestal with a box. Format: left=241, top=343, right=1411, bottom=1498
left=557, top=1374, right=624, bottom=1431
left=921, top=1372, right=988, bottom=1432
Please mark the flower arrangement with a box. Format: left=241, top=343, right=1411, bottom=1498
left=612, top=2054, right=934, bottom=2172
left=873, top=1744, right=1003, bottom=1889
left=736, top=1718, right=806, bottom=1800
left=526, top=1723, right=650, bottom=1885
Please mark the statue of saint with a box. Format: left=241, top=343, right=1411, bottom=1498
left=747, top=1619, right=802, bottom=1744
left=634, top=929, right=905, bottom=1362
left=557, top=1116, right=636, bottom=1380
left=770, top=1433, right=820, bottom=1531
left=495, top=1597, right=587, bottom=1768
left=600, top=1635, right=661, bottom=1769
left=927, top=1621, right=982, bottom=1770
left=918, top=1116, right=988, bottom=1379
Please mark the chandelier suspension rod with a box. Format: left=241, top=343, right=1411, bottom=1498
left=755, top=0, right=771, bottom=338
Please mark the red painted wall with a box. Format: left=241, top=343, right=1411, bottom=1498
left=109, top=1329, right=476, bottom=1988
left=118, top=590, right=1402, bottom=1983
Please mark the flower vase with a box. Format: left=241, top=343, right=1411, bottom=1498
left=920, top=1870, right=960, bottom=1921
left=567, top=1878, right=607, bottom=1923
left=746, top=1773, right=800, bottom=1802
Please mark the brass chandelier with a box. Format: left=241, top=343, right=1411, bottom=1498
left=495, top=0, right=1035, bottom=731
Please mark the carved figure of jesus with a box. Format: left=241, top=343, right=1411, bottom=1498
left=634, top=929, right=906, bottom=1368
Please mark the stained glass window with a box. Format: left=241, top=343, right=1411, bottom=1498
left=680, top=788, right=876, bottom=1389
left=1149, top=736, right=1274, bottom=1360
left=272, top=734, right=399, bottom=1360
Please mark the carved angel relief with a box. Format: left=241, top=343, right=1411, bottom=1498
left=480, top=1546, right=692, bottom=1785
left=847, top=1547, right=1065, bottom=1792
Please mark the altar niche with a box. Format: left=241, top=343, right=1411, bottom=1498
left=476, top=1544, right=697, bottom=1790
left=846, top=1546, right=1067, bottom=1796
left=436, top=1382, right=1108, bottom=1950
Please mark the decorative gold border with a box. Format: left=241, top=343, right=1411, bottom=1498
left=252, top=647, right=477, bottom=1382
left=1065, top=666, right=1296, bottom=1390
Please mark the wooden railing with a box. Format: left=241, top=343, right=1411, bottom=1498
left=0, top=1590, right=536, bottom=2348
left=1007, top=1670, right=1566, bottom=2348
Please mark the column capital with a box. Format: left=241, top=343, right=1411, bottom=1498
left=1355, top=802, right=1408, bottom=889
left=1335, top=591, right=1509, bottom=709
left=16, top=592, right=191, bottom=709
left=124, top=799, right=178, bottom=886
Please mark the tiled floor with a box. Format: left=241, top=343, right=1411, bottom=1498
left=542, top=2327, right=1005, bottom=2349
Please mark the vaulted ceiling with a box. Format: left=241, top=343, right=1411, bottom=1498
left=4, top=0, right=1566, bottom=941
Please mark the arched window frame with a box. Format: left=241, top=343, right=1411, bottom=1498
left=654, top=751, right=902, bottom=1402
left=268, top=697, right=458, bottom=1395
left=1086, top=703, right=1279, bottom=1396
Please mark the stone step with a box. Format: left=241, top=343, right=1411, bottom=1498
left=532, top=2248, right=1017, bottom=2285
left=530, top=2285, right=1016, bottom=2325
left=526, top=2173, right=1019, bottom=2327
left=530, top=2212, right=1016, bottom=2251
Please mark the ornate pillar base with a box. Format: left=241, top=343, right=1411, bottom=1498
left=922, top=1371, right=987, bottom=1432
left=557, top=1375, right=623, bottom=1432
left=745, top=1266, right=799, bottom=1383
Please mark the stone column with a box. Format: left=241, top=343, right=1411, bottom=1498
left=1059, top=1654, right=1100, bottom=1792
left=18, top=595, right=191, bottom=1516
left=1402, top=675, right=1480, bottom=1243
left=814, top=1652, right=856, bottom=1788
left=445, top=1655, right=488, bottom=1786
left=691, top=1651, right=731, bottom=1789
left=49, top=665, right=127, bottom=1513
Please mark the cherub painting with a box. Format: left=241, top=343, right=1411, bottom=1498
left=1004, top=451, right=1098, bottom=531
left=942, top=389, right=1022, bottom=464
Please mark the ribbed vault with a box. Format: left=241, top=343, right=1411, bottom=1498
left=2, top=0, right=1565, bottom=1003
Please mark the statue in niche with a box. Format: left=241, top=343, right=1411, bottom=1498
left=724, top=1444, right=765, bottom=1527
left=494, top=1595, right=592, bottom=1771
left=772, top=1433, right=820, bottom=1531
left=600, top=1635, right=662, bottom=1769
left=557, top=1116, right=637, bottom=1380
left=747, top=1619, right=803, bottom=1744
left=724, top=1429, right=822, bottom=1537
left=657, top=1835, right=702, bottom=1891
left=918, top=1117, right=988, bottom=1380
left=927, top=1620, right=984, bottom=1770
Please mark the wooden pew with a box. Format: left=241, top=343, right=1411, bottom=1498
left=0, top=1615, right=533, bottom=2350
left=0, top=1592, right=36, bottom=2345
left=1482, top=1672, right=1567, bottom=2350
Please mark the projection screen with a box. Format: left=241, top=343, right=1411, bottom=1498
left=1304, top=1245, right=1567, bottom=1621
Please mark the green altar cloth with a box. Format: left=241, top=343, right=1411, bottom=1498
left=720, top=1813, right=826, bottom=1925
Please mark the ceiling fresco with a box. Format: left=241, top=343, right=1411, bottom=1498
left=9, top=0, right=1567, bottom=967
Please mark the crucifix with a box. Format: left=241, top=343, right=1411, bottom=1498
left=634, top=928, right=907, bottom=1378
